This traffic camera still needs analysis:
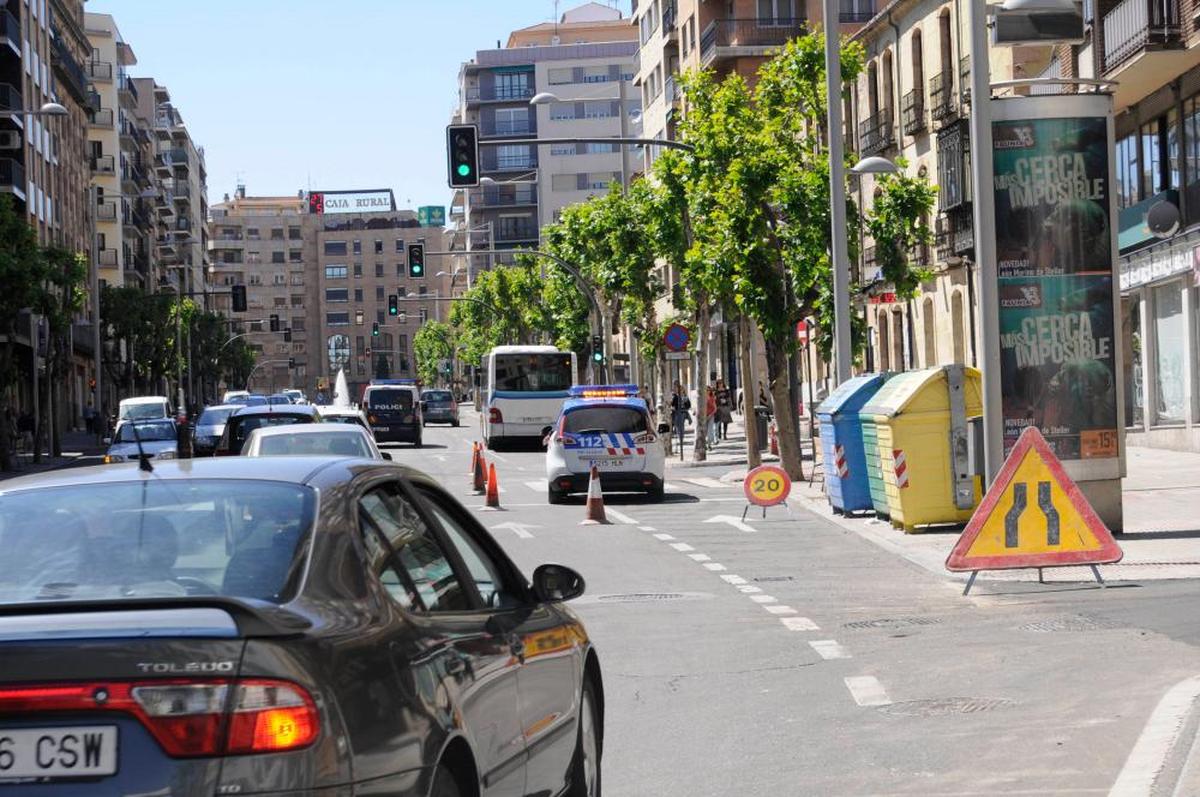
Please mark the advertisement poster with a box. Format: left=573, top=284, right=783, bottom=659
left=993, top=114, right=1119, bottom=461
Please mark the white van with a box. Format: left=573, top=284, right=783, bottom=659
left=118, top=396, right=172, bottom=423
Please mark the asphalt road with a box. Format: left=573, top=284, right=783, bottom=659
left=392, top=410, right=1200, bottom=796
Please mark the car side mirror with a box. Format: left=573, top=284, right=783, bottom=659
left=531, top=564, right=585, bottom=603
left=381, top=452, right=393, bottom=461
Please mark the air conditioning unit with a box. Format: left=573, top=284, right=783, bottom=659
left=0, top=131, right=21, bottom=150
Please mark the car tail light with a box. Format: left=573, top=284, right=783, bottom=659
left=635, top=432, right=657, bottom=444
left=367, top=414, right=377, bottom=424
left=0, top=679, right=318, bottom=758
left=489, top=407, right=503, bottom=424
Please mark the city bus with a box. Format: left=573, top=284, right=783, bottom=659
left=481, top=345, right=578, bottom=449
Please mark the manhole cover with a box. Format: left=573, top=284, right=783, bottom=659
left=843, top=617, right=943, bottom=630
left=753, top=576, right=795, bottom=583
left=1019, top=615, right=1124, bottom=632
left=880, top=697, right=1015, bottom=717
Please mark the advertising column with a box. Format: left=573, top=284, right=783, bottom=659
left=990, top=94, right=1124, bottom=530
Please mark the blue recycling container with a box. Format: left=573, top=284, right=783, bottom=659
left=817, top=373, right=890, bottom=514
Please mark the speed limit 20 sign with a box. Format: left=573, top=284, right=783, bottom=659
left=744, top=465, right=791, bottom=507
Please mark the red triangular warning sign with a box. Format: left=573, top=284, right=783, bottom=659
left=946, top=427, right=1122, bottom=572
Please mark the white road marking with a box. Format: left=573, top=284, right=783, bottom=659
left=435, top=455, right=447, bottom=463
left=1109, top=674, right=1200, bottom=796
left=524, top=480, right=547, bottom=492
left=683, top=477, right=731, bottom=489
left=703, top=514, right=757, bottom=533
left=749, top=594, right=778, bottom=604
left=688, top=553, right=712, bottom=561
left=638, top=526, right=657, bottom=531
left=653, top=533, right=675, bottom=541
left=780, top=617, right=820, bottom=631
left=670, top=542, right=695, bottom=552
left=665, top=482, right=686, bottom=492
left=489, top=522, right=537, bottom=539
left=844, top=676, right=891, bottom=707
left=764, top=605, right=798, bottom=615
left=809, top=640, right=851, bottom=660
left=606, top=509, right=639, bottom=525
left=703, top=562, right=728, bottom=571
left=737, top=585, right=763, bottom=594
left=487, top=452, right=510, bottom=463
left=720, top=574, right=747, bottom=585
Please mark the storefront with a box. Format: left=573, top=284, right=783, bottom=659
left=1120, top=228, right=1200, bottom=451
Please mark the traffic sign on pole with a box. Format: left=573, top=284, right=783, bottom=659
left=663, top=322, right=690, bottom=353
left=796, top=320, right=810, bottom=347
left=946, top=426, right=1122, bottom=590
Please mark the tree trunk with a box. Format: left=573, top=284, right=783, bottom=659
left=765, top=334, right=804, bottom=481
left=739, top=315, right=762, bottom=468
left=692, top=304, right=711, bottom=462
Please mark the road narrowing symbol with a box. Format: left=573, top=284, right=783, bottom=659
left=946, top=426, right=1122, bottom=573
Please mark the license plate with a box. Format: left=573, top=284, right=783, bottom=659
left=374, top=427, right=390, bottom=432
left=0, top=726, right=117, bottom=779
left=590, top=458, right=625, bottom=469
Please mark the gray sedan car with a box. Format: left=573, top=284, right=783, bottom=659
left=103, top=418, right=178, bottom=464
left=0, top=458, right=602, bottom=796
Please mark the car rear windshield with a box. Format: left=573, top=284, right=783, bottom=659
left=0, top=480, right=316, bottom=605
left=231, top=415, right=311, bottom=449
left=258, top=431, right=372, bottom=458
left=563, top=406, right=648, bottom=434
left=423, top=390, right=452, bottom=403
left=367, top=389, right=414, bottom=411
left=116, top=421, right=176, bottom=443
left=494, top=353, right=573, bottom=393
left=197, top=407, right=234, bottom=427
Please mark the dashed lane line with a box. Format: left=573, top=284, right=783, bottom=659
left=524, top=480, right=546, bottom=492
left=749, top=594, right=778, bottom=604
left=605, top=509, right=640, bottom=525
left=720, top=574, right=747, bottom=585
left=844, top=676, right=892, bottom=707
left=780, top=617, right=820, bottom=631
left=763, top=604, right=797, bottom=615
left=669, top=542, right=695, bottom=552
left=809, top=640, right=851, bottom=660
left=688, top=553, right=712, bottom=562
left=653, top=533, right=675, bottom=541
left=638, top=526, right=657, bottom=531
left=702, top=562, right=728, bottom=571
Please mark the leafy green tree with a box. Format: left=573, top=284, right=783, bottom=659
left=413, top=320, right=455, bottom=385
left=0, top=196, right=48, bottom=468
left=38, top=248, right=89, bottom=455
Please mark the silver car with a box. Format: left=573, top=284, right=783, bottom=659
left=191, top=404, right=239, bottom=456
left=104, top=419, right=178, bottom=464
left=241, top=424, right=389, bottom=460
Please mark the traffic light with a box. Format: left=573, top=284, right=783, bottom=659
left=388, top=294, right=399, bottom=316
left=408, top=243, right=425, bottom=279
left=283, top=328, right=292, bottom=343
left=231, top=284, right=247, bottom=313
left=446, top=124, right=479, bottom=188
left=371, top=321, right=380, bottom=337
left=591, top=334, right=604, bottom=364
left=288, top=357, right=295, bottom=369
left=269, top=314, right=280, bottom=332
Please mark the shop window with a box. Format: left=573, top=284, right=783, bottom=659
left=1122, top=296, right=1144, bottom=428
left=877, top=310, right=890, bottom=371
left=1153, top=283, right=1185, bottom=425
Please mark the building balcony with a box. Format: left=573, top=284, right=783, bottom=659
left=465, top=85, right=535, bottom=104
left=0, top=83, right=21, bottom=114
left=50, top=33, right=89, bottom=105
left=960, top=56, right=972, bottom=105
left=0, top=9, right=18, bottom=56
left=174, top=217, right=193, bottom=234
left=839, top=8, right=875, bottom=22
left=470, top=185, right=538, bottom=208
left=96, top=201, right=117, bottom=222
left=132, top=201, right=153, bottom=230
left=90, top=154, right=115, bottom=174
left=87, top=60, right=113, bottom=82
left=118, top=71, right=139, bottom=106
left=901, top=90, right=925, bottom=136
left=663, top=2, right=678, bottom=41
left=858, top=110, right=895, bottom=156
left=928, top=72, right=957, bottom=126
left=486, top=154, right=538, bottom=172
left=0, top=157, right=24, bottom=200
left=172, top=182, right=191, bottom=201
left=1103, top=0, right=1191, bottom=109
left=90, top=108, right=114, bottom=128
left=481, top=119, right=534, bottom=137
left=700, top=18, right=807, bottom=67
left=495, top=223, right=540, bottom=243
left=98, top=248, right=118, bottom=268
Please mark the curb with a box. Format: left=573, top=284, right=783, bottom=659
left=1109, top=674, right=1200, bottom=796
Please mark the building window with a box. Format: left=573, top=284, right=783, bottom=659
left=291, top=318, right=305, bottom=332
left=324, top=241, right=347, bottom=256
left=289, top=250, right=302, bottom=263
left=291, top=294, right=304, bottom=307
left=758, top=0, right=797, bottom=22
left=354, top=263, right=363, bottom=278
left=273, top=273, right=286, bottom=285
left=289, top=226, right=301, bottom=240
left=328, top=334, right=350, bottom=371
left=249, top=274, right=262, bottom=286
left=495, top=71, right=531, bottom=100
left=270, top=227, right=284, bottom=240
left=376, top=285, right=385, bottom=301
left=374, top=239, right=383, bottom=254
left=271, top=251, right=285, bottom=264
left=548, top=67, right=574, bottom=85
left=395, top=239, right=405, bottom=253
left=353, top=240, right=362, bottom=255
left=376, top=309, right=385, bottom=325
left=325, top=265, right=347, bottom=279
left=354, top=288, right=363, bottom=302
left=326, top=288, right=349, bottom=302
left=418, top=286, right=427, bottom=296
left=326, top=312, right=350, bottom=326
left=494, top=107, right=527, bottom=135
left=356, top=335, right=365, bottom=354
left=1115, top=133, right=1138, bottom=209
left=375, top=262, right=384, bottom=277
left=246, top=227, right=260, bottom=240
left=419, top=309, right=428, bottom=324
left=1153, top=282, right=1185, bottom=425
left=355, top=309, right=364, bottom=325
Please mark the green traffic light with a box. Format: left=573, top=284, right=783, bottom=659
left=457, top=164, right=471, bottom=177
left=592, top=352, right=603, bottom=363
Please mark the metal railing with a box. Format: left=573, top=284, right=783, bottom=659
left=0, top=9, right=18, bottom=49
left=901, top=89, right=925, bottom=135
left=465, top=85, right=535, bottom=103
left=119, top=73, right=139, bottom=103
left=858, top=109, right=895, bottom=155
left=484, top=119, right=534, bottom=136
left=493, top=154, right=537, bottom=170
left=98, top=249, right=118, bottom=267
left=90, top=154, right=115, bottom=174
left=0, top=82, right=20, bottom=113
left=50, top=34, right=89, bottom=103
left=96, top=201, right=117, bottom=221
left=663, top=1, right=677, bottom=33
left=495, top=223, right=539, bottom=242
left=700, top=18, right=807, bottom=65
left=960, top=56, right=971, bottom=103
left=0, top=158, right=23, bottom=191
left=90, top=108, right=114, bottom=127
left=471, top=186, right=538, bottom=207
left=1103, top=0, right=1180, bottom=71
left=929, top=72, right=956, bottom=123
left=87, top=60, right=113, bottom=81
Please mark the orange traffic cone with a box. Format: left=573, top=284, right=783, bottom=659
left=473, top=450, right=487, bottom=494
left=769, top=423, right=779, bottom=456
left=580, top=465, right=609, bottom=525
left=484, top=462, right=501, bottom=509
left=469, top=441, right=480, bottom=475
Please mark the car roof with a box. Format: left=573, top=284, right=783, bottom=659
left=250, top=424, right=368, bottom=438
left=231, top=404, right=321, bottom=419
left=200, top=404, right=240, bottom=413
left=120, top=396, right=169, bottom=405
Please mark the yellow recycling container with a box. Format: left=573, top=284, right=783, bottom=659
left=862, top=365, right=983, bottom=533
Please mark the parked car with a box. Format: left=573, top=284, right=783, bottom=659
left=103, top=418, right=178, bottom=464
left=221, top=389, right=250, bottom=404
left=316, top=406, right=371, bottom=429
left=116, top=396, right=172, bottom=425
left=242, top=424, right=389, bottom=460
left=422, top=389, right=460, bottom=427
left=266, top=394, right=293, bottom=406
left=215, top=404, right=323, bottom=455
left=227, top=394, right=268, bottom=408
left=191, top=404, right=239, bottom=456
left=282, top=389, right=307, bottom=404
left=0, top=458, right=602, bottom=796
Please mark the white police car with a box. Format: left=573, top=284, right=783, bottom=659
left=546, top=385, right=665, bottom=504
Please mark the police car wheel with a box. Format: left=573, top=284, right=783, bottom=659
left=548, top=487, right=565, bottom=505
left=648, top=483, right=664, bottom=501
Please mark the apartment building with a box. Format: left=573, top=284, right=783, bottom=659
left=147, top=81, right=208, bottom=298
left=452, top=3, right=637, bottom=276
left=208, top=188, right=311, bottom=395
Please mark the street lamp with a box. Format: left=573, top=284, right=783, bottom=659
left=0, top=102, right=68, bottom=119
left=850, top=156, right=900, bottom=175
left=531, top=86, right=636, bottom=187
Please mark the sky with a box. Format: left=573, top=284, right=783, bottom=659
left=92, top=0, right=631, bottom=211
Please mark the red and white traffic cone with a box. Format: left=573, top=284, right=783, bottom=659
left=484, top=462, right=501, bottom=509
left=469, top=441, right=480, bottom=475
left=473, top=450, right=487, bottom=494
left=580, top=465, right=609, bottom=525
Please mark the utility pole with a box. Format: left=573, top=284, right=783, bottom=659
left=824, top=0, right=853, bottom=386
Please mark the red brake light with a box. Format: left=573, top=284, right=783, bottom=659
left=489, top=407, right=503, bottom=424
left=0, top=679, right=318, bottom=758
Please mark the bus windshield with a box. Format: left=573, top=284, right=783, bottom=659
left=494, top=353, right=573, bottom=393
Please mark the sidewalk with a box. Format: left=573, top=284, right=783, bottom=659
left=0, top=430, right=107, bottom=482
left=721, top=444, right=1200, bottom=584
left=663, top=411, right=786, bottom=470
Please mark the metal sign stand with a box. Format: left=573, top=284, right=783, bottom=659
left=740, top=500, right=793, bottom=523
left=963, top=564, right=1105, bottom=596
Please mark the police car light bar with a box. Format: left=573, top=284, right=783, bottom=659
left=569, top=384, right=640, bottom=398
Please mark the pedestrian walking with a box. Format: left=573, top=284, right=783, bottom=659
left=705, top=387, right=719, bottom=448
left=715, top=379, right=733, bottom=440
left=670, top=382, right=691, bottom=450
left=83, top=402, right=96, bottom=435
